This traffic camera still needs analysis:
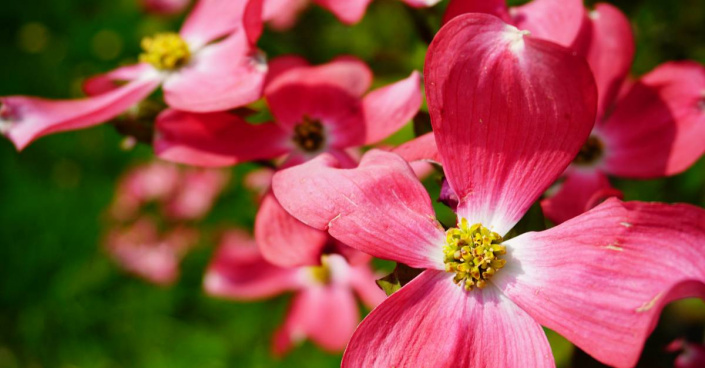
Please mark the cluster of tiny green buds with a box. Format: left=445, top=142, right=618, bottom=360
left=293, top=116, right=326, bottom=152
left=139, top=33, right=191, bottom=70
left=443, top=219, right=506, bottom=291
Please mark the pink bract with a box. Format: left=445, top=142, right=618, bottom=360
left=539, top=3, right=705, bottom=224
left=443, top=0, right=588, bottom=48
left=263, top=0, right=441, bottom=29
left=0, top=0, right=266, bottom=150
left=272, top=14, right=705, bottom=367
left=203, top=230, right=385, bottom=355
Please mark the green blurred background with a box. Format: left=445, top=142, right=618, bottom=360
left=0, top=0, right=704, bottom=367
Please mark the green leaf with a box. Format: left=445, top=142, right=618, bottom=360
left=375, top=263, right=424, bottom=296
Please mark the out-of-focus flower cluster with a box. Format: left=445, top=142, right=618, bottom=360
left=105, top=161, right=228, bottom=285
left=3, top=0, right=705, bottom=366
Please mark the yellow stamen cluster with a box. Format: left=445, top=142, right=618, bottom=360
left=139, top=33, right=191, bottom=70
left=443, top=219, right=506, bottom=291
left=293, top=117, right=325, bottom=152
left=308, top=256, right=331, bottom=284
left=574, top=135, right=604, bottom=166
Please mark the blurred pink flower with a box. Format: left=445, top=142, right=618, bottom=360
left=164, top=168, right=230, bottom=220
left=106, top=217, right=198, bottom=285
left=263, top=0, right=441, bottom=29
left=540, top=4, right=705, bottom=224
left=111, top=161, right=229, bottom=221
left=668, top=339, right=705, bottom=368
left=204, top=230, right=385, bottom=355
left=243, top=167, right=275, bottom=200
left=111, top=162, right=180, bottom=221
left=273, top=14, right=705, bottom=367
left=0, top=0, right=266, bottom=150
left=155, top=56, right=422, bottom=267
left=141, top=0, right=191, bottom=15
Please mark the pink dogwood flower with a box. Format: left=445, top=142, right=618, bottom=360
left=203, top=230, right=385, bottom=355
left=106, top=217, right=198, bottom=285
left=0, top=0, right=266, bottom=150
left=263, top=0, right=441, bottom=28
left=273, top=14, right=705, bottom=367
left=541, top=3, right=705, bottom=224
left=155, top=56, right=422, bottom=267
left=141, top=0, right=191, bottom=15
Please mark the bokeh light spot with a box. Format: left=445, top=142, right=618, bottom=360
left=17, top=22, right=49, bottom=54
left=92, top=30, right=124, bottom=61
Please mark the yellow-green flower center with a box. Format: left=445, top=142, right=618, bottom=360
left=573, top=135, right=604, bottom=166
left=293, top=117, right=325, bottom=152
left=443, top=219, right=506, bottom=291
left=308, top=256, right=331, bottom=284
left=139, top=33, right=191, bottom=70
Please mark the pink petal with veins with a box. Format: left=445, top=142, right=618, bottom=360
left=425, top=13, right=596, bottom=235
left=343, top=270, right=554, bottom=367
left=494, top=199, right=705, bottom=367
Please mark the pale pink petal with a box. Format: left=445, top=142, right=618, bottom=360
left=348, top=263, right=386, bottom=308
left=313, top=0, right=373, bottom=25
left=444, top=0, right=586, bottom=48
left=273, top=150, right=447, bottom=269
left=264, top=0, right=309, bottom=30
left=409, top=160, right=434, bottom=180
left=106, top=219, right=198, bottom=286
left=392, top=132, right=441, bottom=164
left=1, top=77, right=161, bottom=151
left=585, top=3, right=635, bottom=121
left=600, top=61, right=705, bottom=177
left=342, top=270, right=554, bottom=367
left=83, top=63, right=155, bottom=96
left=110, top=161, right=181, bottom=221
left=154, top=109, right=291, bottom=167
left=443, top=0, right=511, bottom=25
left=204, top=230, right=301, bottom=299
left=359, top=71, right=422, bottom=145
left=273, top=285, right=359, bottom=355
left=163, top=33, right=267, bottom=112
left=179, top=0, right=260, bottom=48
left=494, top=198, right=705, bottom=368
left=255, top=191, right=330, bottom=267
left=510, top=0, right=587, bottom=48
left=540, top=169, right=617, bottom=225
left=165, top=169, right=229, bottom=220
left=243, top=167, right=275, bottom=199
left=425, top=14, right=597, bottom=235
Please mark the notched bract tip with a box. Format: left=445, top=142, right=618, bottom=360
left=502, top=25, right=530, bottom=53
